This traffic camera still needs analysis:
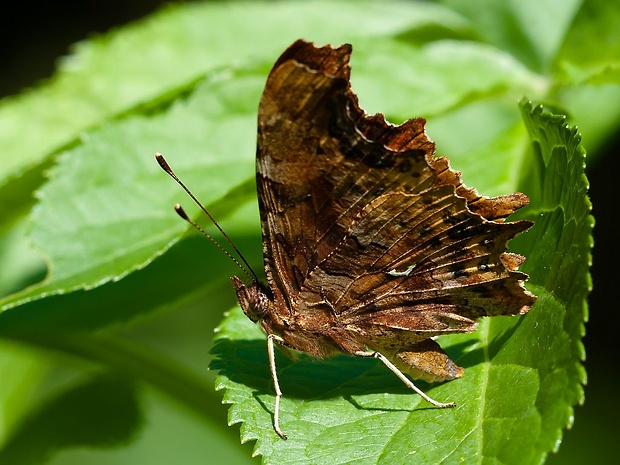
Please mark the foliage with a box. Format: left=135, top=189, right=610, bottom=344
left=0, top=1, right=610, bottom=463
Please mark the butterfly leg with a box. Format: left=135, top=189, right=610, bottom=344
left=267, top=333, right=288, bottom=439
left=355, top=351, right=456, bottom=409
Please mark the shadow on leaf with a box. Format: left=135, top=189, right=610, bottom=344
left=211, top=337, right=472, bottom=404
left=0, top=372, right=141, bottom=465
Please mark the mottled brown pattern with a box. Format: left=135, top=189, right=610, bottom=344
left=231, top=40, right=536, bottom=438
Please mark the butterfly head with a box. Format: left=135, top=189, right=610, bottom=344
left=231, top=275, right=272, bottom=323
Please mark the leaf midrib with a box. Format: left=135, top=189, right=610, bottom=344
left=475, top=318, right=491, bottom=462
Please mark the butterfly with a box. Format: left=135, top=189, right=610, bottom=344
left=158, top=39, right=536, bottom=440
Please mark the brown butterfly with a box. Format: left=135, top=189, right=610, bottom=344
left=157, top=40, right=536, bottom=440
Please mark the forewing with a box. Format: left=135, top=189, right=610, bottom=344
left=257, top=40, right=535, bottom=331
left=257, top=40, right=433, bottom=307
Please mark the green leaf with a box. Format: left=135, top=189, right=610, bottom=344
left=0, top=373, right=141, bottom=465
left=0, top=0, right=459, bottom=227
left=436, top=0, right=583, bottom=72
left=553, top=0, right=620, bottom=85
left=547, top=0, right=620, bottom=156
left=210, top=101, right=591, bottom=463
left=0, top=71, right=262, bottom=310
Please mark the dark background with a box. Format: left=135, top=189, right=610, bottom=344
left=1, top=1, right=617, bottom=462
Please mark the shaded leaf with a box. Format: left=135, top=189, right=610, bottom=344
left=0, top=373, right=141, bottom=465
left=553, top=0, right=620, bottom=84
left=436, top=0, right=582, bottom=72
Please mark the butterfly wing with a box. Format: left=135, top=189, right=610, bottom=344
left=256, top=40, right=355, bottom=310
left=256, top=41, right=535, bottom=379
left=257, top=40, right=435, bottom=309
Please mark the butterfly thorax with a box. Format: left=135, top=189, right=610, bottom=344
left=231, top=275, right=350, bottom=359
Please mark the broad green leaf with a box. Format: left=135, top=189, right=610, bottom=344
left=350, top=37, right=543, bottom=120
left=0, top=72, right=262, bottom=310
left=427, top=99, right=529, bottom=197
left=210, top=101, right=591, bottom=464
left=0, top=0, right=460, bottom=226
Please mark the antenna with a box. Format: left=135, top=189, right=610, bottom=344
left=155, top=152, right=259, bottom=283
